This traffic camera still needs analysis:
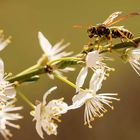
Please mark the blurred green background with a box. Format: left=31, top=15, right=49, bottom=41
left=0, top=0, right=140, bottom=140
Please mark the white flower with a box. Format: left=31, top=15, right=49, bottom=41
left=0, top=30, right=11, bottom=51
left=123, top=48, right=140, bottom=76
left=33, top=86, right=68, bottom=139
left=69, top=69, right=119, bottom=128
left=76, top=51, right=114, bottom=92
left=0, top=99, right=23, bottom=140
left=0, top=59, right=16, bottom=105
left=38, top=32, right=75, bottom=79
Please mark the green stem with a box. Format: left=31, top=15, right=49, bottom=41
left=6, top=37, right=140, bottom=84
left=17, top=89, right=35, bottom=109
left=7, top=66, right=46, bottom=83
left=112, top=37, right=140, bottom=49
left=100, top=37, right=140, bottom=53
left=53, top=72, right=77, bottom=89
left=16, top=64, right=40, bottom=77
left=48, top=57, right=81, bottom=65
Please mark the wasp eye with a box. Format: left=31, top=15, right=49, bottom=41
left=87, top=26, right=96, bottom=38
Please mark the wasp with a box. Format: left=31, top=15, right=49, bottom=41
left=86, top=11, right=140, bottom=49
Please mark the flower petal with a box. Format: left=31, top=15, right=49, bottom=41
left=0, top=30, right=10, bottom=52
left=34, top=104, right=44, bottom=138
left=69, top=91, right=93, bottom=110
left=89, top=68, right=105, bottom=92
left=42, top=120, right=57, bottom=136
left=0, top=59, right=4, bottom=77
left=34, top=104, right=41, bottom=121
left=36, top=120, right=44, bottom=139
left=86, top=51, right=100, bottom=68
left=43, top=87, right=57, bottom=105
left=38, top=32, right=52, bottom=54
left=76, top=67, right=88, bottom=92
left=4, top=87, right=16, bottom=99
left=130, top=62, right=140, bottom=76
left=52, top=41, right=70, bottom=54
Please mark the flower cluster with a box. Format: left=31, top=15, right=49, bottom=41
left=29, top=32, right=120, bottom=138
left=0, top=31, right=22, bottom=140
left=38, top=32, right=75, bottom=79
left=32, top=86, right=68, bottom=138
left=122, top=47, right=140, bottom=76
left=0, top=99, right=23, bottom=140
left=72, top=68, right=119, bottom=128
left=0, top=26, right=140, bottom=140
left=29, top=32, right=140, bottom=138
left=0, top=59, right=16, bottom=105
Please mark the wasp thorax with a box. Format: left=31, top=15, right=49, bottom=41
left=97, top=24, right=110, bottom=36
left=87, top=26, right=96, bottom=38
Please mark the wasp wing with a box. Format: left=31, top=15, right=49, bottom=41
left=103, top=11, right=122, bottom=26
left=104, top=12, right=140, bottom=27
left=110, top=26, right=125, bottom=30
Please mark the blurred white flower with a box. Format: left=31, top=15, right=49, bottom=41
left=0, top=59, right=16, bottom=105
left=38, top=32, right=75, bottom=79
left=69, top=69, right=119, bottom=128
left=33, top=86, right=68, bottom=139
left=76, top=51, right=113, bottom=92
left=0, top=99, right=23, bottom=140
left=0, top=30, right=11, bottom=51
left=123, top=48, right=140, bottom=76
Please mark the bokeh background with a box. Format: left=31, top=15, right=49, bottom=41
left=0, top=0, right=140, bottom=140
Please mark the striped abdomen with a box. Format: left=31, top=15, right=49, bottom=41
left=111, top=28, right=134, bottom=39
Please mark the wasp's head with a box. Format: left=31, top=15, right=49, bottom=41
left=87, top=26, right=96, bottom=38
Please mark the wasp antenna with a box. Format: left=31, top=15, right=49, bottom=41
left=129, top=12, right=140, bottom=15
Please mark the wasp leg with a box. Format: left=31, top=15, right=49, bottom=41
left=120, top=37, right=124, bottom=43
left=109, top=33, right=113, bottom=51
left=116, top=29, right=137, bottom=47
left=106, top=33, right=113, bottom=52
left=90, top=37, right=93, bottom=43
left=88, top=37, right=94, bottom=45
left=97, top=36, right=101, bottom=50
